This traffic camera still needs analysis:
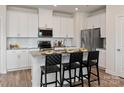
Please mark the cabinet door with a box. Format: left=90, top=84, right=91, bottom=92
left=66, top=18, right=74, bottom=38
left=28, top=12, right=38, bottom=37
left=28, top=53, right=32, bottom=67
left=61, top=17, right=74, bottom=38
left=39, top=8, right=53, bottom=28
left=7, top=51, right=30, bottom=70
left=18, top=51, right=29, bottom=68
left=7, top=10, right=20, bottom=37
left=98, top=50, right=106, bottom=68
left=19, top=11, right=28, bottom=37
left=100, top=13, right=106, bottom=37
left=7, top=51, right=19, bottom=70
left=53, top=16, right=61, bottom=37
left=87, top=17, right=93, bottom=29
left=61, top=17, right=68, bottom=37
left=7, top=10, right=28, bottom=37
left=87, top=15, right=100, bottom=29
left=92, top=15, right=100, bottom=28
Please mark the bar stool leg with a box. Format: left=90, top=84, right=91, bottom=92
left=96, top=65, right=100, bottom=86
left=60, top=70, right=62, bottom=87
left=87, top=67, right=91, bottom=87
left=74, top=68, right=76, bottom=82
left=62, top=69, right=65, bottom=86
left=79, top=68, right=81, bottom=81
left=80, top=67, right=84, bottom=87
left=69, top=69, right=72, bottom=87
left=45, top=73, right=47, bottom=87
left=40, top=71, right=43, bottom=87
left=55, top=72, right=57, bottom=87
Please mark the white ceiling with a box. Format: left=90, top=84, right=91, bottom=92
left=11, top=5, right=106, bottom=13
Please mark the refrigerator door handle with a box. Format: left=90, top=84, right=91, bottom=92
left=82, top=38, right=85, bottom=43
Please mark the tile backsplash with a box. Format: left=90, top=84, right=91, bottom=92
left=7, top=37, right=73, bottom=49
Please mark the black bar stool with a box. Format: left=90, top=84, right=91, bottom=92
left=40, top=54, right=62, bottom=87
left=62, top=52, right=84, bottom=87
left=81, top=51, right=100, bottom=87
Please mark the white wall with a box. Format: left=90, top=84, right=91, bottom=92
left=73, top=12, right=87, bottom=47
left=106, top=5, right=124, bottom=75
left=0, top=5, right=7, bottom=73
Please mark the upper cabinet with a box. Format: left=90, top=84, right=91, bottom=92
left=7, top=9, right=38, bottom=37
left=87, top=15, right=100, bottom=29
left=99, top=13, right=106, bottom=37
left=86, top=12, right=106, bottom=37
left=61, top=17, right=74, bottom=38
left=53, top=16, right=61, bottom=37
left=28, top=12, right=38, bottom=37
left=39, top=8, right=53, bottom=29
left=53, top=16, right=74, bottom=38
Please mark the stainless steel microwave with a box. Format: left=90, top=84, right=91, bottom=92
left=38, top=29, right=53, bottom=37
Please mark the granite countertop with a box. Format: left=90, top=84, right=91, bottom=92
left=30, top=48, right=88, bottom=57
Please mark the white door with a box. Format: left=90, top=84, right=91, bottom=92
left=115, top=15, right=124, bottom=77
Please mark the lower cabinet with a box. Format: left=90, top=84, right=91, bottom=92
left=7, top=50, right=31, bottom=71
left=96, top=49, right=106, bottom=69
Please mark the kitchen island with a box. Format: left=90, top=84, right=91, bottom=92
left=30, top=48, right=87, bottom=87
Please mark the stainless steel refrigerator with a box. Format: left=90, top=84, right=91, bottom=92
left=81, top=28, right=102, bottom=51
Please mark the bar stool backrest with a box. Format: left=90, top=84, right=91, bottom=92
left=69, top=52, right=83, bottom=64
left=46, top=54, right=62, bottom=66
left=87, top=51, right=99, bottom=65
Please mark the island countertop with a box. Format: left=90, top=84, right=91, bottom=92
left=30, top=48, right=88, bottom=57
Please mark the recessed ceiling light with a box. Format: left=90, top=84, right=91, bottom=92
left=75, top=8, right=78, bottom=11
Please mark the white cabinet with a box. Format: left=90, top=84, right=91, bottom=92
left=86, top=13, right=106, bottom=37
left=7, top=10, right=22, bottom=37
left=100, top=13, right=106, bottom=37
left=53, top=16, right=61, bottom=37
left=87, top=17, right=93, bottom=29
left=39, top=8, right=53, bottom=28
left=28, top=12, right=38, bottom=37
left=7, top=50, right=31, bottom=71
left=96, top=49, right=106, bottom=69
left=87, top=15, right=100, bottom=29
left=18, top=11, right=28, bottom=37
left=7, top=9, right=38, bottom=37
left=53, top=16, right=74, bottom=38
left=61, top=17, right=74, bottom=37
left=7, top=51, right=19, bottom=70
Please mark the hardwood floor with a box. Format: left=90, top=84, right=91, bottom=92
left=0, top=68, right=124, bottom=87
left=0, top=70, right=32, bottom=87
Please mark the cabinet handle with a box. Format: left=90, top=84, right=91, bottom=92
left=17, top=55, right=21, bottom=58
left=117, top=49, right=120, bottom=51
left=17, top=33, right=20, bottom=37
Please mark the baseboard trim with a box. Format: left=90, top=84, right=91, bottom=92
left=7, top=67, right=31, bottom=72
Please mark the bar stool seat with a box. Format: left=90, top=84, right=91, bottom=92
left=63, top=63, right=80, bottom=70
left=41, top=65, right=60, bottom=74
left=82, top=60, right=97, bottom=66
